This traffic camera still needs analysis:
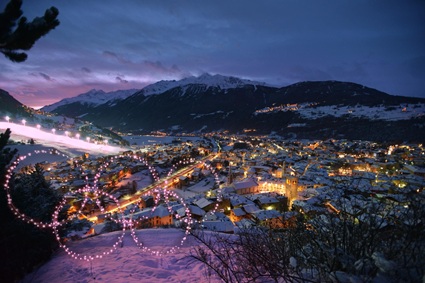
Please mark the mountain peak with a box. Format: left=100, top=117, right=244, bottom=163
left=141, top=73, right=267, bottom=96
left=42, top=88, right=137, bottom=112
left=0, top=88, right=27, bottom=117
left=198, top=72, right=213, bottom=79
left=85, top=89, right=105, bottom=95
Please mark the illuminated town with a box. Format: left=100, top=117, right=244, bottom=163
left=2, top=115, right=424, bottom=282
left=6, top=123, right=424, bottom=235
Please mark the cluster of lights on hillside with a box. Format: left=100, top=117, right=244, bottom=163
left=254, top=103, right=318, bottom=114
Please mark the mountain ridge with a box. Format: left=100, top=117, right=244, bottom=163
left=42, top=73, right=269, bottom=113
left=42, top=88, right=139, bottom=112
left=2, top=74, right=425, bottom=142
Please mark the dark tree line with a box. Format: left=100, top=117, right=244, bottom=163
left=0, top=129, right=61, bottom=283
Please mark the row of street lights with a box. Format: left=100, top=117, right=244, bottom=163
left=4, top=116, right=109, bottom=145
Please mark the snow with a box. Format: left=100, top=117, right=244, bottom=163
left=1, top=122, right=124, bottom=156
left=42, top=89, right=138, bottom=112
left=4, top=144, right=70, bottom=169
left=255, top=102, right=425, bottom=121
left=116, top=170, right=152, bottom=190
left=123, top=135, right=202, bottom=146
left=298, top=103, right=425, bottom=121
left=141, top=73, right=267, bottom=96
left=192, top=110, right=233, bottom=120
left=39, top=74, right=265, bottom=113
left=173, top=188, right=199, bottom=199
left=21, top=229, right=221, bottom=283
left=186, top=177, right=215, bottom=193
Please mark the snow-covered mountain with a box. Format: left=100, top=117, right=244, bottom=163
left=139, top=73, right=267, bottom=96
left=42, top=89, right=138, bottom=112
left=42, top=74, right=267, bottom=113
left=35, top=75, right=425, bottom=142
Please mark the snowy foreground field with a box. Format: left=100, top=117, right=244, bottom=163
left=22, top=229, right=218, bottom=283
left=0, top=124, right=218, bottom=282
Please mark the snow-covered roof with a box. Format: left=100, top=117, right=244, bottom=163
left=232, top=207, right=246, bottom=217
left=194, top=197, right=213, bottom=209
left=130, top=205, right=171, bottom=219
left=252, top=209, right=282, bottom=221
left=243, top=203, right=261, bottom=214
left=188, top=205, right=206, bottom=216
left=202, top=220, right=234, bottom=233
left=234, top=178, right=258, bottom=190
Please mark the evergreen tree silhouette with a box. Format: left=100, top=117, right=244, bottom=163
left=0, top=0, right=60, bottom=62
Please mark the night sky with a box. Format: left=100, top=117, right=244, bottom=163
left=0, top=0, right=424, bottom=108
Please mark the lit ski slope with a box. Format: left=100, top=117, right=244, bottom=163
left=0, top=122, right=125, bottom=156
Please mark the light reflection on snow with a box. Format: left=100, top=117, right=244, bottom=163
left=0, top=122, right=124, bottom=156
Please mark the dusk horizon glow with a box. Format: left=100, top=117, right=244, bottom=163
left=0, top=0, right=424, bottom=108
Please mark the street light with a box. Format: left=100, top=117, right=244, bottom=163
left=5, top=116, right=10, bottom=123
left=21, top=119, right=26, bottom=126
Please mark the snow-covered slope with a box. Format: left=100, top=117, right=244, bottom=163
left=139, top=73, right=267, bottom=96
left=21, top=229, right=219, bottom=283
left=42, top=89, right=138, bottom=112
left=255, top=102, right=425, bottom=121
left=0, top=122, right=124, bottom=156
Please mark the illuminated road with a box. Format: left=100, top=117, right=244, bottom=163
left=87, top=153, right=218, bottom=222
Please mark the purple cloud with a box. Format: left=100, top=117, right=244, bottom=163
left=0, top=0, right=423, bottom=108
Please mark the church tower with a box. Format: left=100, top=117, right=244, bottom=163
left=227, top=165, right=234, bottom=185
left=285, top=175, right=298, bottom=208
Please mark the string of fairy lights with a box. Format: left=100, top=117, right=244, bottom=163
left=3, top=149, right=222, bottom=262
left=128, top=187, right=193, bottom=256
